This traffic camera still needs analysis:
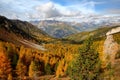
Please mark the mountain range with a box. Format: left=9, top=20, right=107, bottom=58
left=30, top=15, right=120, bottom=38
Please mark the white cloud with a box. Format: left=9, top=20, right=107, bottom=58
left=106, top=9, right=120, bottom=14
left=0, top=0, right=15, bottom=4
left=36, top=2, right=62, bottom=18
left=0, top=0, right=105, bottom=20
left=32, top=0, right=103, bottom=19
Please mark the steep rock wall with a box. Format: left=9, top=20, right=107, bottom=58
left=104, top=27, right=120, bottom=65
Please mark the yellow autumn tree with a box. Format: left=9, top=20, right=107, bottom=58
left=16, top=60, right=27, bottom=78
left=56, top=59, right=67, bottom=77
left=8, top=74, right=13, bottom=80
left=29, top=60, right=37, bottom=77
left=29, top=59, right=43, bottom=79
left=0, top=50, right=12, bottom=79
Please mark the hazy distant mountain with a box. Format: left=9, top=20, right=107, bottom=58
left=30, top=20, right=40, bottom=26
left=30, top=15, right=120, bottom=38
left=36, top=20, right=80, bottom=38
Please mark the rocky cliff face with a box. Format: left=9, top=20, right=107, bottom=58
left=106, top=27, right=120, bottom=35
left=104, top=27, right=120, bottom=65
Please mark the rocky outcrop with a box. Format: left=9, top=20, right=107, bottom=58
left=106, top=27, right=120, bottom=35
left=104, top=27, right=120, bottom=65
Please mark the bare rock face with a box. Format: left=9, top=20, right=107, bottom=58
left=104, top=27, right=120, bottom=65
left=104, top=35, right=119, bottom=64
left=106, top=27, right=120, bottom=35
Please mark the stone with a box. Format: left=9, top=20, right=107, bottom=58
left=104, top=27, right=120, bottom=65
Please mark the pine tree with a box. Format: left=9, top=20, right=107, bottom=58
left=67, top=37, right=101, bottom=80
left=44, top=63, right=52, bottom=75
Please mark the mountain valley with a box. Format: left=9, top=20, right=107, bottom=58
left=0, top=15, right=120, bottom=80
left=30, top=15, right=120, bottom=38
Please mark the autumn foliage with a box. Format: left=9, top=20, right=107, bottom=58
left=0, top=46, right=12, bottom=79
left=0, top=41, right=81, bottom=79
left=0, top=32, right=119, bottom=79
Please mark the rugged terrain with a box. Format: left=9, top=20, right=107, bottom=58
left=30, top=15, right=120, bottom=38
left=0, top=15, right=55, bottom=50
left=36, top=20, right=79, bottom=38
left=0, top=15, right=120, bottom=80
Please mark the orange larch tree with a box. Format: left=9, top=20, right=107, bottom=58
left=0, top=50, right=12, bottom=79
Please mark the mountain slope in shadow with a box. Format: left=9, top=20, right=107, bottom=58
left=0, top=15, right=54, bottom=50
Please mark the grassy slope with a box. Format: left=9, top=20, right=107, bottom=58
left=113, top=32, right=120, bottom=44
left=65, top=26, right=120, bottom=42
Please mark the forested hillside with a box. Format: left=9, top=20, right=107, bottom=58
left=0, top=16, right=120, bottom=80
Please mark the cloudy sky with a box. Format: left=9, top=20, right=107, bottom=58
left=0, top=0, right=120, bottom=21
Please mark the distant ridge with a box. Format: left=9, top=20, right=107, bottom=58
left=30, top=16, right=120, bottom=38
